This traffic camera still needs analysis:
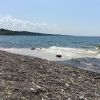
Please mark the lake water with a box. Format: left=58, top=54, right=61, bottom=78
left=0, top=35, right=100, bottom=73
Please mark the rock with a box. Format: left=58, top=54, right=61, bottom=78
left=56, top=55, right=62, bottom=58
left=31, top=48, right=35, bottom=50
left=94, top=76, right=100, bottom=79
left=96, top=45, right=100, bottom=50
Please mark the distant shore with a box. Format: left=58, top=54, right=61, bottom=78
left=0, top=50, right=100, bottom=99
left=0, top=28, right=66, bottom=36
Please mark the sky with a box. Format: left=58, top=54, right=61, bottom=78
left=0, top=0, right=100, bottom=36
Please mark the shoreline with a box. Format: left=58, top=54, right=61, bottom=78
left=0, top=50, right=100, bottom=99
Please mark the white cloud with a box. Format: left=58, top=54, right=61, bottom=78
left=0, top=15, right=99, bottom=36
left=0, top=15, right=59, bottom=34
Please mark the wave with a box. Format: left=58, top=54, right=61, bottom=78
left=1, top=46, right=100, bottom=73
left=57, top=58, right=100, bottom=73
left=40, top=46, right=100, bottom=59
left=0, top=46, right=100, bottom=61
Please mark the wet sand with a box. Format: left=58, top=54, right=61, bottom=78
left=0, top=50, right=100, bottom=100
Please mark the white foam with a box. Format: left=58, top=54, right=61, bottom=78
left=40, top=46, right=99, bottom=59
left=0, top=46, right=100, bottom=61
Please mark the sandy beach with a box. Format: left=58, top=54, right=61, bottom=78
left=0, top=50, right=100, bottom=100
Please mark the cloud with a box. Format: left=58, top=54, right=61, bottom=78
left=0, top=15, right=58, bottom=34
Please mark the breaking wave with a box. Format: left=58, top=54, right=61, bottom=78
left=0, top=46, right=100, bottom=61
left=1, top=46, right=100, bottom=73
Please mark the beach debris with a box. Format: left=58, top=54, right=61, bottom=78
left=56, top=54, right=62, bottom=58
left=94, top=76, right=100, bottom=79
left=31, top=47, right=35, bottom=50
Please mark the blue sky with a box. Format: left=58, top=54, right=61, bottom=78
left=0, top=0, right=100, bottom=36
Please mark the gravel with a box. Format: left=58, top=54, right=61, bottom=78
left=0, top=50, right=100, bottom=100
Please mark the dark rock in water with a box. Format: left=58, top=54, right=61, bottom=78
left=96, top=45, right=100, bottom=49
left=56, top=55, right=62, bottom=58
left=31, top=47, right=35, bottom=50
